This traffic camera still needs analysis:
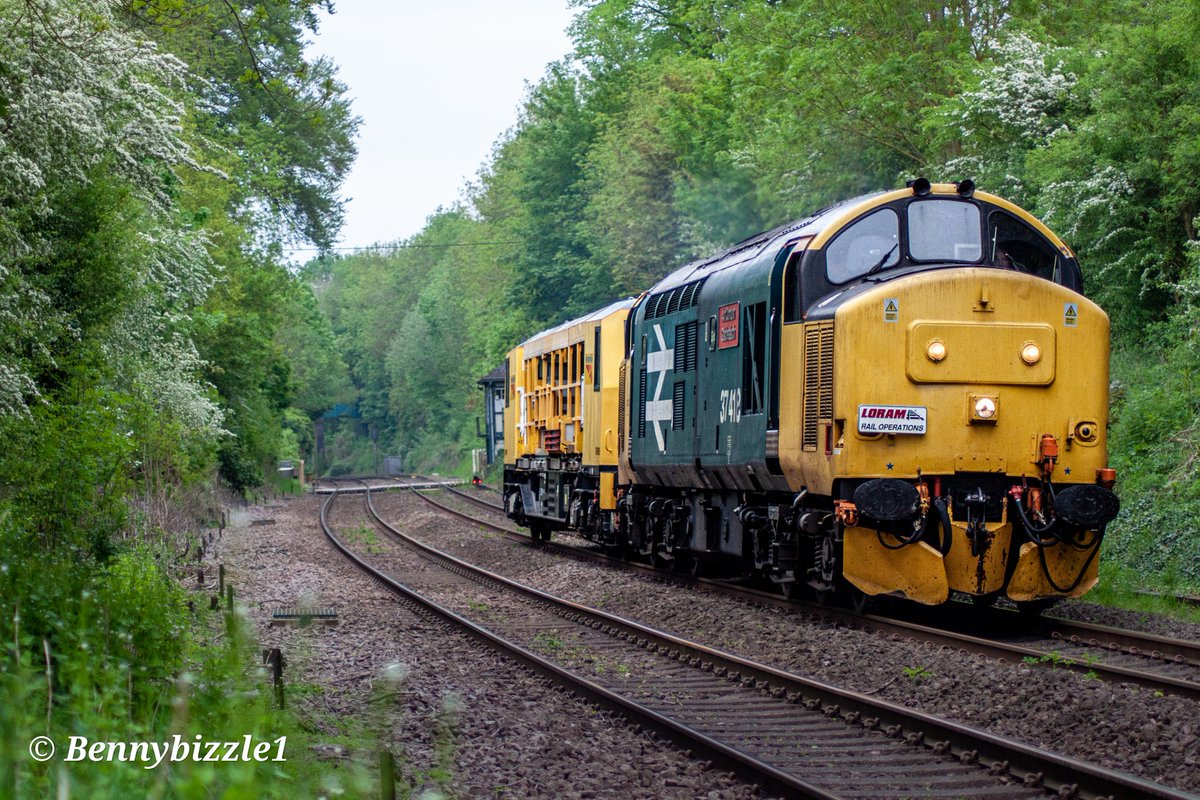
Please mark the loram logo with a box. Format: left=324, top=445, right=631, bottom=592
left=857, top=404, right=928, bottom=435
left=860, top=407, right=925, bottom=421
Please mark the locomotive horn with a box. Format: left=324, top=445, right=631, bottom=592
left=956, top=179, right=976, bottom=197
left=906, top=177, right=932, bottom=197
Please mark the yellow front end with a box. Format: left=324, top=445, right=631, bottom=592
left=831, top=269, right=1110, bottom=604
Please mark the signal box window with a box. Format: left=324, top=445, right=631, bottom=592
left=826, top=209, right=900, bottom=283
left=988, top=211, right=1061, bottom=282
left=908, top=200, right=982, bottom=262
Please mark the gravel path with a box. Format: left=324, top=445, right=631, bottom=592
left=211, top=492, right=762, bottom=800
left=378, top=488, right=1200, bottom=793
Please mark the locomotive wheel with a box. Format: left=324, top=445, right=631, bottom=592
left=528, top=521, right=550, bottom=542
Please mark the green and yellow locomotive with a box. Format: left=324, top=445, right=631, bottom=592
left=504, top=179, right=1119, bottom=606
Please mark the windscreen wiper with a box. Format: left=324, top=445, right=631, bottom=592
left=864, top=243, right=899, bottom=278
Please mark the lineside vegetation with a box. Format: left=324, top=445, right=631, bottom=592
left=0, top=0, right=359, bottom=794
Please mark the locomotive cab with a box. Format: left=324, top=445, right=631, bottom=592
left=775, top=182, right=1118, bottom=604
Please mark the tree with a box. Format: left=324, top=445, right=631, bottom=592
left=122, top=0, right=359, bottom=251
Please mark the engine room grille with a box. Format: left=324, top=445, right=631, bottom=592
left=803, top=322, right=834, bottom=451
left=672, top=381, right=685, bottom=430
left=673, top=320, right=698, bottom=372
left=618, top=361, right=627, bottom=455
left=645, top=277, right=707, bottom=320
left=637, top=366, right=647, bottom=439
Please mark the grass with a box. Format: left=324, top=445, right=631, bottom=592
left=1, top=575, right=380, bottom=797
left=530, top=633, right=565, bottom=653
left=343, top=523, right=387, bottom=555
left=1083, top=563, right=1200, bottom=624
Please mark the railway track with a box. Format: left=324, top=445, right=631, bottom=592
left=418, top=484, right=1200, bottom=702
left=317, top=480, right=1192, bottom=800
left=432, top=480, right=505, bottom=512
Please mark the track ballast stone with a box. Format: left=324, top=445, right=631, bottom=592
left=214, top=492, right=762, bottom=799
left=378, top=488, right=1200, bottom=793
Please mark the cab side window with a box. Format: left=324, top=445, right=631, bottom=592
left=825, top=209, right=900, bottom=284
left=988, top=212, right=1061, bottom=282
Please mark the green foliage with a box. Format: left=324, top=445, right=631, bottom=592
left=315, top=207, right=530, bottom=476
left=276, top=283, right=354, bottom=416
left=492, top=64, right=609, bottom=321
left=0, top=387, right=134, bottom=560
left=1102, top=311, right=1200, bottom=586
left=0, top=0, right=360, bottom=794
left=0, top=543, right=374, bottom=796
left=123, top=0, right=360, bottom=250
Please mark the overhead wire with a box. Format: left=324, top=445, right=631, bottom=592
left=290, top=241, right=524, bottom=253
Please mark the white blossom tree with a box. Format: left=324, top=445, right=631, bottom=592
left=0, top=0, right=220, bottom=432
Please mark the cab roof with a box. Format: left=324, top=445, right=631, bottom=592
left=644, top=185, right=1071, bottom=296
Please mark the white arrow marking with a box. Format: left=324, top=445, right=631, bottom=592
left=644, top=324, right=674, bottom=452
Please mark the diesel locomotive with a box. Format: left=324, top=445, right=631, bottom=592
left=502, top=179, right=1120, bottom=606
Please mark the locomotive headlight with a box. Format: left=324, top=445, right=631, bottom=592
left=925, top=339, right=947, bottom=363
left=973, top=396, right=997, bottom=419
left=1020, top=341, right=1042, bottom=365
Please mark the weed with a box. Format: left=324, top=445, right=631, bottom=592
left=531, top=633, right=564, bottom=652
left=902, top=665, right=933, bottom=680
left=1038, top=650, right=1068, bottom=667
left=345, top=523, right=386, bottom=554
left=1024, top=650, right=1081, bottom=670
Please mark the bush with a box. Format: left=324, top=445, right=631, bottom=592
left=1104, top=313, right=1200, bottom=589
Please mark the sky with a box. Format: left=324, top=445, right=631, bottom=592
left=304, top=1, right=578, bottom=254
